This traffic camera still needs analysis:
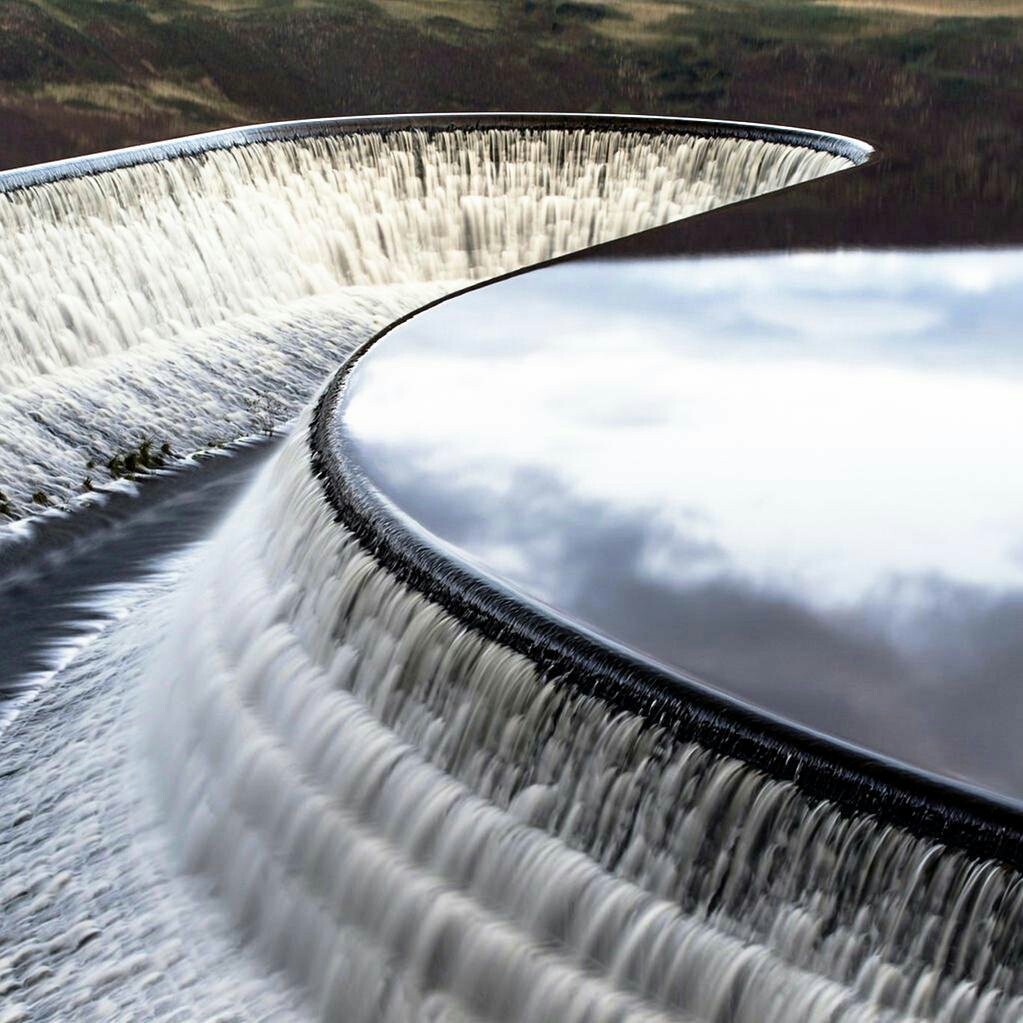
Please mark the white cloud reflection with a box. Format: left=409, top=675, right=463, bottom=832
left=342, top=248, right=1023, bottom=792
left=346, top=249, right=1023, bottom=607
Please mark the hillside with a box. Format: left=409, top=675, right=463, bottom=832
left=1, top=0, right=1022, bottom=242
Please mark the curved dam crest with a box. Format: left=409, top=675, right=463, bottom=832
left=147, top=388, right=1023, bottom=1023
left=336, top=251, right=1023, bottom=805
left=13, top=115, right=1019, bottom=1022
left=0, top=116, right=850, bottom=522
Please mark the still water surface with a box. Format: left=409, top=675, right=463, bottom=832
left=343, top=250, right=1023, bottom=799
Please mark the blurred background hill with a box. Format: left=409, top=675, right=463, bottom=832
left=1, top=0, right=1021, bottom=240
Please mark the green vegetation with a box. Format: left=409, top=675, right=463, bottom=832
left=0, top=0, right=1020, bottom=239
left=0, top=439, right=179, bottom=520
left=105, top=438, right=170, bottom=479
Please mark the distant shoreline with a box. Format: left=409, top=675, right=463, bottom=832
left=817, top=0, right=1023, bottom=15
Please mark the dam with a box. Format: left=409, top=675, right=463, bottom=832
left=0, top=116, right=852, bottom=519
left=340, top=252, right=1023, bottom=799
left=3, top=115, right=1021, bottom=1022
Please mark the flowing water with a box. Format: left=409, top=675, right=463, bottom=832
left=146, top=407, right=1023, bottom=1023
left=337, top=251, right=1023, bottom=799
left=0, top=126, right=846, bottom=516
left=9, top=121, right=1004, bottom=1023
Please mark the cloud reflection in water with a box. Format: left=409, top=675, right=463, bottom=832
left=342, top=249, right=1023, bottom=798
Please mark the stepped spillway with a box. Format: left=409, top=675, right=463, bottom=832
left=0, top=116, right=854, bottom=520
left=16, top=114, right=1005, bottom=1023
left=146, top=393, right=1023, bottom=1022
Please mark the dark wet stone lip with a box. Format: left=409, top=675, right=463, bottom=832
left=0, top=112, right=873, bottom=195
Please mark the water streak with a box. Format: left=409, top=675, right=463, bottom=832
left=0, top=126, right=847, bottom=518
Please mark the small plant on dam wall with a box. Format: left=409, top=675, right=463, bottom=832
left=245, top=392, right=287, bottom=438
left=107, top=439, right=172, bottom=481
left=0, top=440, right=184, bottom=522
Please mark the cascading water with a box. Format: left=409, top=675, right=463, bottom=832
left=0, top=123, right=849, bottom=518
left=9, top=116, right=966, bottom=1023
left=145, top=396, right=1023, bottom=1023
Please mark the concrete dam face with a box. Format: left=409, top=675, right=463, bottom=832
left=9, top=116, right=1019, bottom=1022
left=148, top=401, right=1023, bottom=1023
left=0, top=118, right=851, bottom=518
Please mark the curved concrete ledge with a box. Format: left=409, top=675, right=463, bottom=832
left=0, top=112, right=873, bottom=194
left=310, top=275, right=1023, bottom=872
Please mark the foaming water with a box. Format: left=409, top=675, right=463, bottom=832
left=0, top=285, right=441, bottom=526
left=2, top=118, right=885, bottom=1019
left=0, top=129, right=844, bottom=387
left=0, top=552, right=308, bottom=1021
left=0, top=126, right=848, bottom=517
left=146, top=410, right=1023, bottom=1023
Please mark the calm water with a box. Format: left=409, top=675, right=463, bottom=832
left=342, top=249, right=1023, bottom=799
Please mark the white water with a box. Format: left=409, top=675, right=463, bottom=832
left=0, top=128, right=847, bottom=518
left=0, top=122, right=909, bottom=1021
left=0, top=558, right=308, bottom=1022
left=146, top=410, right=1023, bottom=1023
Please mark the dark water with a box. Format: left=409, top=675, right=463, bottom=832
left=0, top=441, right=276, bottom=718
left=342, top=250, right=1023, bottom=801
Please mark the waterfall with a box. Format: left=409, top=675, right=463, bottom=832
left=9, top=116, right=958, bottom=1022
left=0, top=124, right=850, bottom=519
left=0, top=127, right=844, bottom=390
left=145, top=402, right=1023, bottom=1023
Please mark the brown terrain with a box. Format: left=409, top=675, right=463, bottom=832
left=0, top=0, right=1021, bottom=244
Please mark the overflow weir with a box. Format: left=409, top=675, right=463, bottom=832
left=0, top=114, right=856, bottom=519
left=8, top=116, right=1021, bottom=1021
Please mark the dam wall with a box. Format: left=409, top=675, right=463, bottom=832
left=14, top=113, right=997, bottom=1022
left=0, top=116, right=853, bottom=521
left=145, top=361, right=1023, bottom=1022
left=134, top=108, right=1019, bottom=1017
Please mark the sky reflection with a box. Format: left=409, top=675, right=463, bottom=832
left=342, top=249, right=1023, bottom=798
